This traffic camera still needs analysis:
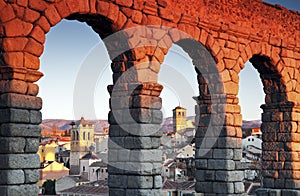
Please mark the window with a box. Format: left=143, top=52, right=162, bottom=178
left=88, top=132, right=90, bottom=140
left=105, top=169, right=108, bottom=173
left=83, top=166, right=85, bottom=172
left=75, top=131, right=79, bottom=140
left=182, top=112, right=184, bottom=116
left=92, top=169, right=94, bottom=173
left=101, top=169, right=104, bottom=173
left=83, top=132, right=86, bottom=140
left=252, top=138, right=254, bottom=142
left=166, top=169, right=169, bottom=172
left=178, top=112, right=181, bottom=116
left=248, top=138, right=250, bottom=141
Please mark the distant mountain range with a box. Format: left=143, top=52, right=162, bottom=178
left=241, top=120, right=261, bottom=129
left=41, top=117, right=261, bottom=133
left=41, top=119, right=109, bottom=133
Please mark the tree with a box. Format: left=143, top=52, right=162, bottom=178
left=42, top=179, right=56, bottom=195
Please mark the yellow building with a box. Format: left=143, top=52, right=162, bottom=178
left=173, top=106, right=187, bottom=133
left=38, top=141, right=57, bottom=163
left=38, top=161, right=69, bottom=187
left=69, top=117, right=95, bottom=175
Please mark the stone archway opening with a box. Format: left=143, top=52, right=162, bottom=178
left=37, top=17, right=113, bottom=193
left=159, top=38, right=245, bottom=195
left=158, top=43, right=199, bottom=185
left=238, top=60, right=264, bottom=190
left=239, top=54, right=297, bottom=194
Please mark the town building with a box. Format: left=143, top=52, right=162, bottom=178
left=69, top=117, right=95, bottom=175
left=173, top=106, right=187, bottom=132
left=79, top=151, right=101, bottom=181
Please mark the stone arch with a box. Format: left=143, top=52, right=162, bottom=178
left=235, top=42, right=300, bottom=193
left=169, top=38, right=245, bottom=194
left=0, top=0, right=135, bottom=74
left=248, top=54, right=300, bottom=192
left=0, top=1, right=159, bottom=195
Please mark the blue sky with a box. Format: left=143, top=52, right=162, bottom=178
left=38, top=1, right=299, bottom=120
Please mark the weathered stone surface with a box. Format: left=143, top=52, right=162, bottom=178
left=29, top=110, right=42, bottom=124
left=127, top=175, right=153, bottom=188
left=213, top=149, right=233, bottom=159
left=24, top=38, right=44, bottom=57
left=234, top=182, right=245, bottom=193
left=3, top=52, right=24, bottom=67
left=24, top=8, right=40, bottom=23
left=27, top=83, right=39, bottom=96
left=127, top=124, right=162, bottom=137
left=0, top=93, right=42, bottom=110
left=24, top=169, right=39, bottom=183
left=0, top=80, right=28, bottom=94
left=3, top=38, right=28, bottom=51
left=109, top=188, right=126, bottom=196
left=0, top=123, right=41, bottom=137
left=195, top=170, right=215, bottom=181
left=215, top=170, right=244, bottom=182
left=0, top=184, right=39, bottom=196
left=25, top=138, right=39, bottom=152
left=154, top=175, right=162, bottom=188
left=195, top=182, right=213, bottom=193
left=195, top=159, right=207, bottom=169
left=0, top=154, right=40, bottom=169
left=108, top=175, right=127, bottom=188
left=44, top=5, right=61, bottom=26
left=207, top=160, right=235, bottom=170
left=0, top=170, right=25, bottom=185
left=0, top=137, right=26, bottom=153
left=4, top=18, right=33, bottom=37
left=213, top=182, right=234, bottom=194
left=0, top=109, right=30, bottom=123
left=129, top=149, right=162, bottom=162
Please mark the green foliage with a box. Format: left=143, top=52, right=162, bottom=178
left=42, top=179, right=56, bottom=195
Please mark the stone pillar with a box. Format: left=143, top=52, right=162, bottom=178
left=0, top=67, right=43, bottom=195
left=194, top=94, right=245, bottom=195
left=107, top=82, right=163, bottom=196
left=257, top=103, right=300, bottom=195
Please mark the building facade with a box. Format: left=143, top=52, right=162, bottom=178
left=70, top=117, right=95, bottom=175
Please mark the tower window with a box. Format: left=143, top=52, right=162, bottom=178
left=83, top=166, right=85, bottom=172
left=83, top=132, right=86, bottom=140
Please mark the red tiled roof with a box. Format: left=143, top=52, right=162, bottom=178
left=173, top=106, right=186, bottom=110
left=162, top=179, right=195, bottom=190
left=60, top=185, right=108, bottom=195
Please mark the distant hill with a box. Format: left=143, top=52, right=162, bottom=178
left=242, top=120, right=261, bottom=129
left=41, top=117, right=261, bottom=133
left=41, top=119, right=109, bottom=133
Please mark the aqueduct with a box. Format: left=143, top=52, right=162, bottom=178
left=0, top=0, right=300, bottom=195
